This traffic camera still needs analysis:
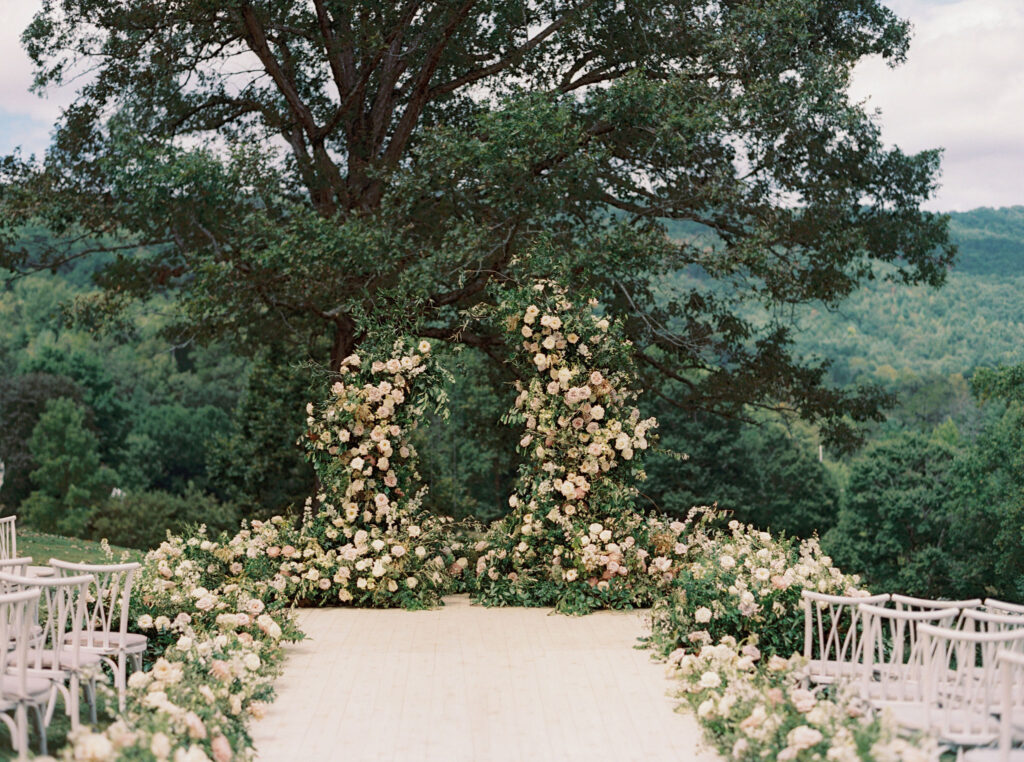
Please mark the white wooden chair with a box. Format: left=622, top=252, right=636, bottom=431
left=891, top=593, right=984, bottom=613
left=50, top=560, right=146, bottom=712
left=916, top=624, right=1024, bottom=760
left=856, top=603, right=959, bottom=726
left=0, top=571, right=98, bottom=738
left=963, top=648, right=1024, bottom=762
left=0, top=517, right=16, bottom=562
left=0, top=587, right=50, bottom=762
left=802, top=591, right=890, bottom=685
left=984, top=599, right=1024, bottom=617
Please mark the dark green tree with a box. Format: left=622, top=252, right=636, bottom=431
left=19, top=346, right=131, bottom=465
left=0, top=372, right=84, bottom=511
left=206, top=352, right=317, bottom=514
left=119, top=403, right=231, bottom=494
left=22, top=397, right=117, bottom=535
left=823, top=432, right=958, bottom=596
left=645, top=401, right=839, bottom=537
left=2, top=0, right=953, bottom=448
left=945, top=365, right=1024, bottom=600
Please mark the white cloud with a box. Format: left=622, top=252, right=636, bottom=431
left=0, top=4, right=73, bottom=123
left=850, top=0, right=1024, bottom=210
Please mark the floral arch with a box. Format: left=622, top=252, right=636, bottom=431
left=298, top=281, right=692, bottom=613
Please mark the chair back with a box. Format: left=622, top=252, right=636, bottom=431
left=984, top=598, right=1024, bottom=616
left=959, top=608, right=1024, bottom=635
left=802, top=591, right=890, bottom=683
left=857, top=603, right=958, bottom=703
left=891, top=593, right=983, bottom=613
left=0, top=588, right=42, bottom=702
left=0, top=557, right=33, bottom=577
left=0, top=572, right=93, bottom=673
left=918, top=624, right=1024, bottom=746
left=50, top=560, right=140, bottom=650
left=0, top=516, right=16, bottom=561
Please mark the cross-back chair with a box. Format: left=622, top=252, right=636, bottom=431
left=856, top=603, right=959, bottom=725
left=0, top=587, right=50, bottom=762
left=917, top=624, right=1024, bottom=760
left=0, top=571, right=98, bottom=738
left=802, top=591, right=890, bottom=685
left=49, top=559, right=146, bottom=712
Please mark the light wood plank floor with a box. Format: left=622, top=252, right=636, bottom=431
left=251, top=595, right=719, bottom=761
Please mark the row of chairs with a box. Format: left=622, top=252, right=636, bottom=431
left=0, top=556, right=146, bottom=761
left=803, top=591, right=1024, bottom=761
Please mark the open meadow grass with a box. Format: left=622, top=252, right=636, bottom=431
left=15, top=529, right=144, bottom=565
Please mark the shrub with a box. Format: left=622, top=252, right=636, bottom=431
left=646, top=508, right=865, bottom=661
left=91, top=486, right=241, bottom=549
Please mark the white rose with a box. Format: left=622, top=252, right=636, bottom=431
left=698, top=671, right=721, bottom=689
left=150, top=732, right=172, bottom=760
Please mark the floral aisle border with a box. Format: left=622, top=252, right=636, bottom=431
left=58, top=518, right=304, bottom=761
left=643, top=509, right=935, bottom=762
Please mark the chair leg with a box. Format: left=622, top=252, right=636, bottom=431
left=69, top=673, right=81, bottom=731
left=87, top=678, right=97, bottom=725
left=32, top=704, right=47, bottom=756
left=117, top=651, right=127, bottom=713
left=15, top=704, right=28, bottom=762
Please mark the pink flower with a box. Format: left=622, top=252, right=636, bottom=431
left=211, top=735, right=232, bottom=762
left=210, top=660, right=231, bottom=680
left=281, top=545, right=296, bottom=558
left=184, top=711, right=207, bottom=740
left=266, top=546, right=281, bottom=558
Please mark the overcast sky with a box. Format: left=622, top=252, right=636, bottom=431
left=1, top=0, right=1022, bottom=212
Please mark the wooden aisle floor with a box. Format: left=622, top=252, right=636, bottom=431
left=251, top=595, right=720, bottom=762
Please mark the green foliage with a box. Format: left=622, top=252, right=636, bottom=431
left=823, top=432, right=959, bottom=597
left=947, top=206, right=1024, bottom=276
left=205, top=353, right=314, bottom=514
left=972, top=363, right=1024, bottom=405
left=22, top=397, right=116, bottom=535
left=90, top=486, right=241, bottom=550
left=119, top=404, right=230, bottom=494
left=414, top=347, right=519, bottom=523
left=20, top=345, right=132, bottom=465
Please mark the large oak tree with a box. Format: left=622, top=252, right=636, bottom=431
left=1, top=0, right=953, bottom=444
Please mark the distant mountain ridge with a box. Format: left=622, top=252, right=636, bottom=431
left=947, top=206, right=1024, bottom=276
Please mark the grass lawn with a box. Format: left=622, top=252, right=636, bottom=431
left=16, top=529, right=144, bottom=565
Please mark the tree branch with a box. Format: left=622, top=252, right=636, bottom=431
left=427, top=0, right=598, bottom=98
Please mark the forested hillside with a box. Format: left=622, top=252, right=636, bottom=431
left=948, top=206, right=1024, bottom=275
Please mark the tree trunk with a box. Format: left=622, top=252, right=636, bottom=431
left=329, top=315, right=358, bottom=371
